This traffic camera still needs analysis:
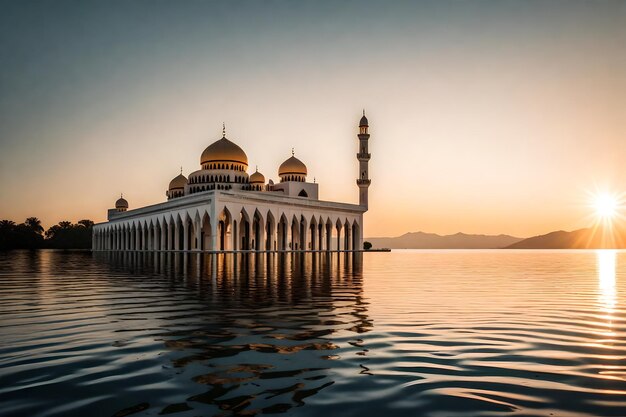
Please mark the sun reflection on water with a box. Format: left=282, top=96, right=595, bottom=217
left=597, top=250, right=617, bottom=316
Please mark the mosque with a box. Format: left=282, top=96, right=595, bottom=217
left=92, top=113, right=371, bottom=252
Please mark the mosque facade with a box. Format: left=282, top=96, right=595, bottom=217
left=92, top=114, right=371, bottom=252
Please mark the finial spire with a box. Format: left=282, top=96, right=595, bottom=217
left=180, top=166, right=183, bottom=174
left=291, top=148, right=294, bottom=156
left=222, top=122, right=226, bottom=137
left=255, top=165, right=258, bottom=172
left=120, top=193, right=123, bottom=198
left=363, top=108, right=365, bottom=116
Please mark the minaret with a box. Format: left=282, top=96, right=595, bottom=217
left=357, top=111, right=371, bottom=209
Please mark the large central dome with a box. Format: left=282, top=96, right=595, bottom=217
left=200, top=136, right=248, bottom=166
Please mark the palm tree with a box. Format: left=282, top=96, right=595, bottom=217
left=58, top=221, right=72, bottom=229
left=0, top=220, right=15, bottom=230
left=45, top=225, right=60, bottom=239
left=78, top=219, right=94, bottom=228
left=25, top=217, right=44, bottom=235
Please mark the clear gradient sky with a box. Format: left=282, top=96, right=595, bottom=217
left=0, top=1, right=625, bottom=238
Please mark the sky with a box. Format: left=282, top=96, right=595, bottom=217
left=0, top=0, right=625, bottom=238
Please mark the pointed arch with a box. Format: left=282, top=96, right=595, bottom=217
left=252, top=208, right=265, bottom=251
left=218, top=206, right=233, bottom=251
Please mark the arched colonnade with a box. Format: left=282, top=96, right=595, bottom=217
left=93, top=206, right=362, bottom=252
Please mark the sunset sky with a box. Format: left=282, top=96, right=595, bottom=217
left=0, top=1, right=624, bottom=238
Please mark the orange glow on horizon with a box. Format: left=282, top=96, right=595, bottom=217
left=0, top=2, right=625, bottom=238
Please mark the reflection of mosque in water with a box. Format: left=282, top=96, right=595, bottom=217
left=95, top=252, right=372, bottom=415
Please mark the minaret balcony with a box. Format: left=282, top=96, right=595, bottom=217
left=356, top=152, right=371, bottom=160
left=356, top=179, right=371, bottom=186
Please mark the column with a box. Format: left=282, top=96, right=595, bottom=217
left=336, top=225, right=341, bottom=251
left=277, top=222, right=283, bottom=250
left=210, top=220, right=218, bottom=251
left=257, top=218, right=265, bottom=251
left=161, top=224, right=167, bottom=251
left=326, top=224, right=331, bottom=251
left=231, top=220, right=237, bottom=251
left=318, top=225, right=323, bottom=251
left=194, top=218, right=202, bottom=250
left=183, top=221, right=189, bottom=251
left=300, top=221, right=307, bottom=251
left=174, top=222, right=181, bottom=251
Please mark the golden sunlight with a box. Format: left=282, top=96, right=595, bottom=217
left=593, top=193, right=619, bottom=220
left=598, top=250, right=617, bottom=312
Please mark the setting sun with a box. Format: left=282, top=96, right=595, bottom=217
left=593, top=193, right=619, bottom=219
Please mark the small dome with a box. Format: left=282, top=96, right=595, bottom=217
left=169, top=173, right=188, bottom=190
left=359, top=114, right=369, bottom=127
left=279, top=155, right=307, bottom=177
left=201, top=136, right=248, bottom=166
left=250, top=170, right=265, bottom=184
left=115, top=196, right=128, bottom=209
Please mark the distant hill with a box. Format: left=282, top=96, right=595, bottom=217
left=366, top=231, right=523, bottom=249
left=506, top=226, right=626, bottom=249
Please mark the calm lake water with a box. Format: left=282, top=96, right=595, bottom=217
left=1, top=250, right=626, bottom=417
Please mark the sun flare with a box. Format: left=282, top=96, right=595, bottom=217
left=593, top=193, right=619, bottom=219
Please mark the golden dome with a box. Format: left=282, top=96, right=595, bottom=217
left=169, top=173, right=187, bottom=190
left=249, top=169, right=265, bottom=184
left=200, top=136, right=248, bottom=166
left=278, top=155, right=307, bottom=176
left=115, top=196, right=128, bottom=209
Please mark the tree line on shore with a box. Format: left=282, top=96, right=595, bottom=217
left=0, top=218, right=93, bottom=250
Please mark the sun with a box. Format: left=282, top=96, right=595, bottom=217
left=593, top=193, right=619, bottom=219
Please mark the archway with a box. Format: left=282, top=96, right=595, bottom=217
left=266, top=211, right=276, bottom=251
left=352, top=220, right=360, bottom=251
left=201, top=212, right=212, bottom=250
left=278, top=214, right=288, bottom=250
left=218, top=208, right=232, bottom=251
left=253, top=209, right=264, bottom=251
left=239, top=208, right=251, bottom=250
left=291, top=216, right=300, bottom=250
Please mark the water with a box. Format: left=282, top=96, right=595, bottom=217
left=1, top=250, right=626, bottom=417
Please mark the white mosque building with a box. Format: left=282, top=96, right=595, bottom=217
left=92, top=113, right=371, bottom=252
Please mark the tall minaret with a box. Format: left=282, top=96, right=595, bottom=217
left=357, top=111, right=371, bottom=209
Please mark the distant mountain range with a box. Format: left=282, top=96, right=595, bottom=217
left=506, top=227, right=626, bottom=249
left=366, top=232, right=523, bottom=249
left=367, top=227, right=626, bottom=249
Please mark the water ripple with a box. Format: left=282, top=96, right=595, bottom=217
left=2, top=250, right=626, bottom=416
